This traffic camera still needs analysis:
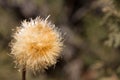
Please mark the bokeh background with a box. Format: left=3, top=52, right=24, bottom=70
left=1, top=0, right=120, bottom=80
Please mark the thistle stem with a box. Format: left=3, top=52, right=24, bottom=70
left=22, top=67, right=26, bottom=80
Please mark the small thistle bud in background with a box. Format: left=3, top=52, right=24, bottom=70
left=10, top=16, right=63, bottom=77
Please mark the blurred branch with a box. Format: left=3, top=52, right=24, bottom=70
left=0, top=0, right=39, bottom=19
left=70, top=0, right=112, bottom=23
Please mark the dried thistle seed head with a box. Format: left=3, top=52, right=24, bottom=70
left=10, top=16, right=63, bottom=72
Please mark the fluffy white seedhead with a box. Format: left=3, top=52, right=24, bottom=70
left=10, top=16, right=63, bottom=72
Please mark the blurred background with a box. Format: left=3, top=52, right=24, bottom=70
left=1, top=0, right=120, bottom=80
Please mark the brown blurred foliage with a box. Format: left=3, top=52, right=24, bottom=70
left=0, top=0, right=120, bottom=80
